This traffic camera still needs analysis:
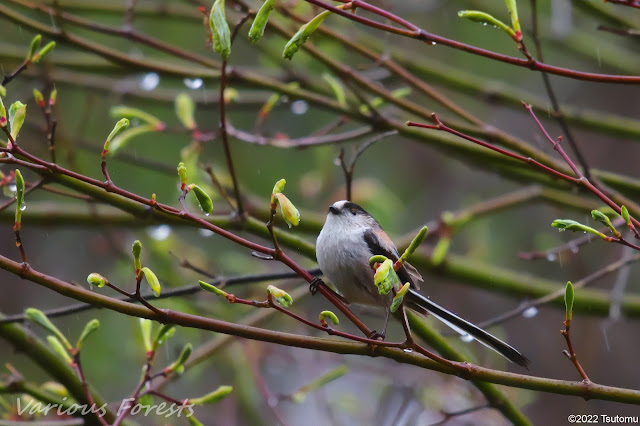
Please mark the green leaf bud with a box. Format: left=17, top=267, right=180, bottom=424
left=27, top=35, right=42, bottom=61
left=189, top=385, right=233, bottom=405
left=283, top=10, right=332, bottom=60
left=458, top=10, right=517, bottom=40
left=319, top=310, right=339, bottom=326
left=75, top=319, right=100, bottom=350
left=153, top=324, right=176, bottom=351
left=32, top=41, right=56, bottom=63
left=189, top=184, right=214, bottom=215
left=373, top=259, right=398, bottom=295
left=504, top=0, right=522, bottom=38
left=565, top=281, right=574, bottom=321
left=275, top=193, right=300, bottom=227
left=164, top=343, right=192, bottom=375
left=141, top=267, right=161, bottom=297
left=199, top=280, right=229, bottom=298
left=87, top=273, right=108, bottom=288
left=209, top=0, right=231, bottom=60
left=132, top=240, right=142, bottom=270
left=47, top=335, right=73, bottom=364
left=591, top=210, right=619, bottom=238
left=8, top=101, right=26, bottom=140
left=33, top=89, right=45, bottom=107
left=110, top=106, right=164, bottom=130
left=390, top=282, right=410, bottom=313
left=14, top=169, right=25, bottom=228
left=551, top=219, right=608, bottom=239
left=177, top=162, right=188, bottom=185
left=25, top=308, right=72, bottom=351
left=249, top=0, right=276, bottom=43
left=267, top=285, right=293, bottom=307
left=103, top=118, right=130, bottom=153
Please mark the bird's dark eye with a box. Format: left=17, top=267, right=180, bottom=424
left=350, top=208, right=357, bottom=215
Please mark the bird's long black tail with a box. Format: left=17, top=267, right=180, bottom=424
left=406, top=289, right=530, bottom=368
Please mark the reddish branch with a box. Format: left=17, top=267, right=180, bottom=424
left=407, top=104, right=640, bottom=234
left=303, top=0, right=640, bottom=84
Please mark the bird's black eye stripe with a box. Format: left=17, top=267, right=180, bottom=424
left=343, top=202, right=365, bottom=215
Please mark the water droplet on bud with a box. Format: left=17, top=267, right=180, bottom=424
left=19, top=203, right=26, bottom=211
left=403, top=348, right=413, bottom=353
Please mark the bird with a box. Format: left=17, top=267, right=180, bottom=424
left=316, top=200, right=530, bottom=368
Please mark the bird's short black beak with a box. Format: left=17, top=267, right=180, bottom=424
left=329, top=206, right=339, bottom=215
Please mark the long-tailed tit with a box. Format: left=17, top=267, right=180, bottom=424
left=316, top=200, right=530, bottom=368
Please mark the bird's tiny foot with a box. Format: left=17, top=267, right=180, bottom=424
left=309, top=277, right=323, bottom=295
left=369, top=331, right=385, bottom=341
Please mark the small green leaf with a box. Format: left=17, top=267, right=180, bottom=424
left=132, top=240, right=142, bottom=271
left=189, top=385, right=233, bottom=405
left=75, top=319, right=100, bottom=350
left=47, top=336, right=73, bottom=364
left=139, top=318, right=153, bottom=353
left=275, top=193, right=300, bottom=227
left=175, top=93, right=196, bottom=130
left=8, top=101, right=27, bottom=140
left=87, top=273, right=108, bottom=288
left=25, top=308, right=73, bottom=351
left=107, top=124, right=156, bottom=156
left=189, top=184, right=214, bottom=215
left=141, top=267, right=161, bottom=297
left=621, top=205, right=631, bottom=225
left=504, top=0, right=522, bottom=37
left=27, top=35, right=42, bottom=61
left=153, top=324, right=176, bottom=351
left=199, top=280, right=229, bottom=298
left=319, top=310, right=339, bottom=326
left=14, top=169, right=25, bottom=227
left=390, top=282, right=410, bottom=313
left=271, top=178, right=286, bottom=203
left=551, top=219, right=607, bottom=239
left=591, top=210, right=619, bottom=237
left=0, top=85, right=5, bottom=97
left=164, top=343, right=192, bottom=375
left=368, top=255, right=388, bottom=267
left=458, top=10, right=517, bottom=40
left=209, top=0, right=231, bottom=60
left=249, top=0, right=276, bottom=43
left=32, top=41, right=56, bottom=63
left=267, top=285, right=293, bottom=307
left=373, top=258, right=398, bottom=295
left=283, top=10, right=332, bottom=60
left=104, top=118, right=130, bottom=152
left=110, top=106, right=164, bottom=130
left=565, top=281, right=574, bottom=321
